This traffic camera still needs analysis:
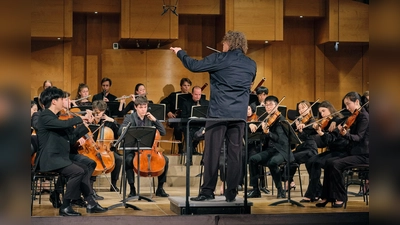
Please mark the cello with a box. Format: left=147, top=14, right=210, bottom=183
left=133, top=129, right=166, bottom=177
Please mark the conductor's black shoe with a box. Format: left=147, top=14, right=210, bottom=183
left=49, top=191, right=61, bottom=208
left=71, top=198, right=87, bottom=208
left=93, top=191, right=104, bottom=200
left=190, top=193, right=215, bottom=201
left=246, top=189, right=261, bottom=198
left=156, top=188, right=169, bottom=197
left=59, top=206, right=81, bottom=216
left=193, top=151, right=202, bottom=155
left=86, top=203, right=108, bottom=213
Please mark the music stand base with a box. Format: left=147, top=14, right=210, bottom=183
left=123, top=195, right=154, bottom=202
left=107, top=202, right=141, bottom=210
left=269, top=199, right=304, bottom=207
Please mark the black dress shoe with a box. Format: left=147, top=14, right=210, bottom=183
left=260, top=187, right=270, bottom=194
left=156, top=188, right=169, bottom=197
left=49, top=191, right=61, bottom=208
left=59, top=206, right=81, bottom=216
left=246, top=189, right=261, bottom=198
left=71, top=198, right=87, bottom=208
left=93, top=191, right=104, bottom=200
left=316, top=200, right=330, bottom=207
left=300, top=199, right=311, bottom=203
left=127, top=186, right=137, bottom=198
left=226, top=198, right=236, bottom=202
left=277, top=189, right=286, bottom=199
left=332, top=201, right=344, bottom=208
left=193, top=152, right=202, bottom=155
left=190, top=193, right=215, bottom=201
left=87, top=203, right=108, bottom=213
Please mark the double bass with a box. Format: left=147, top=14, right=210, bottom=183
left=133, top=129, right=166, bottom=177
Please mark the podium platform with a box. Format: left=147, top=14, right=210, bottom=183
left=169, top=196, right=252, bottom=215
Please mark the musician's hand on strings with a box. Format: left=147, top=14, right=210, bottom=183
left=170, top=47, right=182, bottom=54
left=328, top=121, right=336, bottom=132
left=78, top=137, right=86, bottom=146
left=70, top=99, right=78, bottom=107
left=337, top=124, right=347, bottom=136
left=297, top=123, right=305, bottom=132
left=249, top=124, right=257, bottom=133
left=316, top=126, right=324, bottom=136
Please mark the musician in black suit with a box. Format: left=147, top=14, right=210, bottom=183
left=246, top=96, right=293, bottom=199
left=36, top=87, right=107, bottom=216
left=171, top=30, right=256, bottom=202
left=92, top=77, right=117, bottom=102
left=160, top=78, right=192, bottom=154
left=118, top=96, right=170, bottom=198
left=179, top=86, right=209, bottom=164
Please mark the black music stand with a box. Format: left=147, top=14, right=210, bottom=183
left=106, top=101, right=120, bottom=117
left=191, top=105, right=208, bottom=118
left=124, top=126, right=156, bottom=203
left=107, top=122, right=141, bottom=210
left=269, top=120, right=304, bottom=207
left=148, top=103, right=166, bottom=122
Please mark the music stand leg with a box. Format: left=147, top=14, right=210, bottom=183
left=108, top=138, right=141, bottom=210
left=269, top=120, right=304, bottom=207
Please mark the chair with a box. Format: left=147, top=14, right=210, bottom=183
left=343, top=164, right=369, bottom=209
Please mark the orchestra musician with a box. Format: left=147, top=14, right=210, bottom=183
left=160, top=78, right=192, bottom=154
left=171, top=30, right=256, bottom=202
left=118, top=83, right=153, bottom=116
left=178, top=86, right=209, bottom=165
left=300, top=101, right=348, bottom=202
left=92, top=77, right=117, bottom=102
left=285, top=100, right=318, bottom=192
left=316, top=92, right=369, bottom=208
left=72, top=83, right=92, bottom=107
left=250, top=86, right=269, bottom=109
left=36, top=87, right=107, bottom=216
left=118, top=96, right=170, bottom=198
left=90, top=100, right=123, bottom=192
left=247, top=95, right=293, bottom=199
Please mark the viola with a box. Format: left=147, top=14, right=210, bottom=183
left=133, top=130, right=166, bottom=177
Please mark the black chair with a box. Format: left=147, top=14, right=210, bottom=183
left=343, top=164, right=369, bottom=209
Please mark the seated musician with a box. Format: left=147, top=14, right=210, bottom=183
left=36, top=87, right=107, bottom=216
left=118, top=96, right=170, bottom=197
left=118, top=83, right=153, bottom=116
left=179, top=86, right=209, bottom=164
left=160, top=78, right=192, bottom=154
left=92, top=77, right=117, bottom=102
left=247, top=95, right=293, bottom=199
left=249, top=86, right=268, bottom=109
left=91, top=100, right=123, bottom=192
left=72, top=83, right=92, bottom=107
left=316, top=92, right=369, bottom=208
left=301, top=100, right=348, bottom=202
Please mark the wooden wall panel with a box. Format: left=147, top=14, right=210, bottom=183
left=284, top=0, right=325, bottom=17
left=71, top=55, right=85, bottom=97
left=31, top=41, right=66, bottom=96
left=179, top=0, right=221, bottom=15
left=73, top=0, right=121, bottom=13
left=32, top=0, right=66, bottom=38
left=338, top=0, right=369, bottom=42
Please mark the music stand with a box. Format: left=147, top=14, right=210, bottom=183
left=106, top=101, right=120, bottom=117
left=191, top=105, right=208, bottom=118
left=249, top=93, right=258, bottom=105
left=107, top=122, right=141, bottom=210
left=269, top=120, right=304, bottom=207
left=148, top=103, right=166, bottom=122
left=175, top=93, right=192, bottom=110
left=123, top=126, right=156, bottom=203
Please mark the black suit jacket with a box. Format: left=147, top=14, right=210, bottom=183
left=37, top=109, right=88, bottom=171
left=92, top=92, right=117, bottom=102
left=118, top=112, right=166, bottom=137
left=177, top=49, right=256, bottom=119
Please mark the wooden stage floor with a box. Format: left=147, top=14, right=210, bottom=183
left=32, top=185, right=369, bottom=217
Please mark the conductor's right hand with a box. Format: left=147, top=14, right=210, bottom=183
left=170, top=47, right=182, bottom=54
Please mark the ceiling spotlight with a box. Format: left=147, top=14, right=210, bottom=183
left=157, top=40, right=161, bottom=48
left=334, top=42, right=339, bottom=51
left=136, top=40, right=140, bottom=48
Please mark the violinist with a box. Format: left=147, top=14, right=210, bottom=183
left=247, top=96, right=293, bottom=199
left=72, top=83, right=92, bottom=107
left=285, top=100, right=318, bottom=192
left=36, top=87, right=107, bottom=216
left=160, top=78, right=192, bottom=154
left=118, top=96, right=170, bottom=198
left=118, top=83, right=153, bottom=116
left=301, top=101, right=348, bottom=203
left=90, top=100, right=123, bottom=192
left=92, top=77, right=117, bottom=102
left=316, top=92, right=369, bottom=208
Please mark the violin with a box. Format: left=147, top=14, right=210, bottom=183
left=133, top=130, right=166, bottom=177
left=300, top=113, right=312, bottom=124
left=262, top=110, right=281, bottom=134
left=339, top=101, right=368, bottom=135
left=247, top=113, right=258, bottom=122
